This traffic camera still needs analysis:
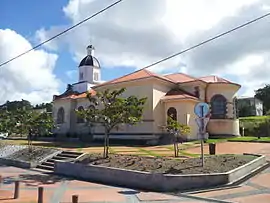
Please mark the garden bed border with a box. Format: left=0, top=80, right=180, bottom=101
left=54, top=154, right=266, bottom=192
left=228, top=139, right=270, bottom=143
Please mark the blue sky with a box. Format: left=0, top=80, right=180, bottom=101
left=0, top=0, right=135, bottom=94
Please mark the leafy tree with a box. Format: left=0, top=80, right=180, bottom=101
left=0, top=108, right=17, bottom=135
left=165, top=116, right=190, bottom=157
left=77, top=88, right=147, bottom=158
left=0, top=99, right=32, bottom=112
left=0, top=108, right=54, bottom=152
left=255, top=84, right=270, bottom=114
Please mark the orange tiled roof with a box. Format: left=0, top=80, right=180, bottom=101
left=198, top=75, right=232, bottom=84
left=54, top=89, right=96, bottom=100
left=161, top=88, right=199, bottom=101
left=54, top=69, right=239, bottom=101
left=94, top=69, right=174, bottom=88
left=164, top=73, right=197, bottom=83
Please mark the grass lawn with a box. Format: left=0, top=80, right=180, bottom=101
left=1, top=139, right=204, bottom=158
left=239, top=115, right=270, bottom=120
left=228, top=136, right=270, bottom=142
left=1, top=137, right=232, bottom=158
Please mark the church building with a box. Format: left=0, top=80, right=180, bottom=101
left=52, top=45, right=241, bottom=143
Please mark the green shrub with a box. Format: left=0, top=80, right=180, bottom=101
left=240, top=116, right=270, bottom=137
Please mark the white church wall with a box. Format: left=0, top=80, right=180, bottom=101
left=53, top=99, right=72, bottom=135
left=94, top=79, right=155, bottom=135
left=153, top=81, right=175, bottom=133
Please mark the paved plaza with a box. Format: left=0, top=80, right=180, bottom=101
left=0, top=142, right=269, bottom=203
left=0, top=165, right=223, bottom=203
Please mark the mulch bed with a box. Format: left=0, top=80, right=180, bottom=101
left=6, top=146, right=59, bottom=162
left=78, top=154, right=256, bottom=174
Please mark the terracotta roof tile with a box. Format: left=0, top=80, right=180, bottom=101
left=54, top=89, right=96, bottom=100
left=161, top=88, right=199, bottom=101
left=94, top=69, right=174, bottom=88
left=164, top=73, right=197, bottom=83
left=198, top=75, right=232, bottom=83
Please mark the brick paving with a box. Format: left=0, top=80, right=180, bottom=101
left=190, top=166, right=270, bottom=203
left=0, top=165, right=220, bottom=203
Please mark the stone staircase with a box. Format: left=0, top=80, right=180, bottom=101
left=35, top=151, right=84, bottom=172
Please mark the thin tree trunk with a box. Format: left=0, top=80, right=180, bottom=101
left=174, top=142, right=177, bottom=157
left=105, top=132, right=110, bottom=158
left=103, top=131, right=107, bottom=158
left=176, top=142, right=179, bottom=157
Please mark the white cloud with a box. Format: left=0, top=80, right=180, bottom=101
left=0, top=29, right=61, bottom=104
left=66, top=69, right=77, bottom=80
left=37, top=0, right=270, bottom=96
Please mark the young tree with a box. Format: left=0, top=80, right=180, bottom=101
left=24, top=111, right=54, bottom=151
left=166, top=116, right=190, bottom=157
left=77, top=88, right=147, bottom=158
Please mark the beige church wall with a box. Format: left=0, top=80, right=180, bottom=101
left=92, top=79, right=156, bottom=137
left=94, top=79, right=155, bottom=124
left=152, top=81, right=176, bottom=133
left=164, top=100, right=199, bottom=140
left=178, top=81, right=206, bottom=101
left=53, top=99, right=72, bottom=135
left=207, top=119, right=240, bottom=136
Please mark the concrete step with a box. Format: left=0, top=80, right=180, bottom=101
left=61, top=151, right=83, bottom=156
left=36, top=164, right=54, bottom=171
left=46, top=159, right=55, bottom=163
left=42, top=161, right=54, bottom=167
left=53, top=155, right=68, bottom=160
left=34, top=167, right=53, bottom=173
left=57, top=153, right=78, bottom=159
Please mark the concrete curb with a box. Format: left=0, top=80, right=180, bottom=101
left=178, top=193, right=234, bottom=203
left=183, top=156, right=270, bottom=194
left=54, top=154, right=266, bottom=192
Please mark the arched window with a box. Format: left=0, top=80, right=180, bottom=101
left=77, top=106, right=85, bottom=123
left=57, top=107, right=65, bottom=124
left=167, top=107, right=177, bottom=121
left=94, top=72, right=99, bottom=81
left=89, top=105, right=95, bottom=110
left=211, top=94, right=227, bottom=119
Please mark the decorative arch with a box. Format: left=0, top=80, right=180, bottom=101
left=57, top=107, right=65, bottom=124
left=167, top=107, right=177, bottom=121
left=77, top=106, right=85, bottom=123
left=210, top=94, right=227, bottom=119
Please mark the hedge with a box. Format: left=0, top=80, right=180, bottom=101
left=239, top=116, right=270, bottom=137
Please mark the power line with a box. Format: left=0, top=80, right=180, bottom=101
left=0, top=0, right=123, bottom=68
left=143, top=12, right=270, bottom=70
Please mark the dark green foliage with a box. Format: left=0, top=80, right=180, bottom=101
left=165, top=116, right=191, bottom=157
left=33, top=102, right=53, bottom=112
left=255, top=84, right=270, bottom=114
left=240, top=116, right=270, bottom=137
left=0, top=99, right=32, bottom=112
